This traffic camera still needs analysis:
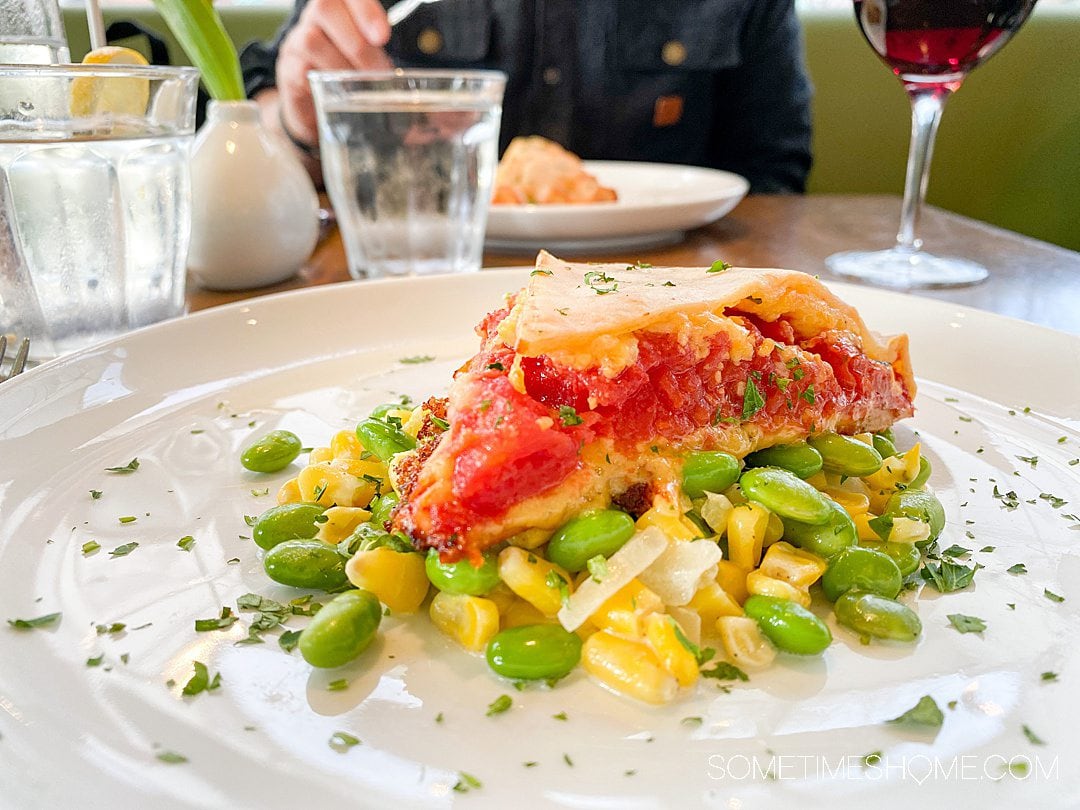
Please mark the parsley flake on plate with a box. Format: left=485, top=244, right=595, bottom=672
left=177, top=535, right=196, bottom=551
left=558, top=405, right=583, bottom=426
left=701, top=662, right=749, bottom=682
left=194, top=607, right=237, bottom=632
left=1022, top=724, right=1046, bottom=746
left=707, top=260, right=731, bottom=273
left=1044, top=588, right=1065, bottom=603
left=486, top=694, right=512, bottom=717
left=920, top=559, right=977, bottom=593
left=278, top=630, right=302, bottom=652
left=453, top=772, right=482, bottom=792
left=400, top=355, right=434, bottom=364
left=181, top=661, right=221, bottom=696
left=329, top=731, right=361, bottom=752
left=108, top=542, right=139, bottom=558
left=104, top=458, right=139, bottom=474
left=156, top=751, right=188, bottom=764
left=81, top=540, right=100, bottom=555
left=89, top=490, right=102, bottom=500
left=7, top=612, right=61, bottom=630
left=947, top=614, right=987, bottom=634
left=1007, top=563, right=1028, bottom=575
left=740, top=378, right=766, bottom=421
left=888, top=695, right=944, bottom=728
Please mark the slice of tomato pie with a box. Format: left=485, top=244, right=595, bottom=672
left=392, top=252, right=915, bottom=561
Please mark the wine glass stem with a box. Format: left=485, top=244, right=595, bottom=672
left=896, top=87, right=950, bottom=252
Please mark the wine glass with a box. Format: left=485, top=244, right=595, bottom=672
left=826, top=0, right=1038, bottom=288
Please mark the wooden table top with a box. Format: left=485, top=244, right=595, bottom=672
left=188, top=194, right=1080, bottom=335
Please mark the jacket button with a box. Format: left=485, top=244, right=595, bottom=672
left=542, top=66, right=562, bottom=86
left=417, top=28, right=443, bottom=54
left=661, top=40, right=687, bottom=67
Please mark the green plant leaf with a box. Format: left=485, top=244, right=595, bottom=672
left=151, top=0, right=244, bottom=101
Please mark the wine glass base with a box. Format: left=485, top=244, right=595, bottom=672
left=825, top=248, right=989, bottom=289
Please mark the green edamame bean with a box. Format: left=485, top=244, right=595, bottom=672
left=240, top=429, right=302, bottom=473
left=834, top=591, right=921, bottom=641
left=299, top=589, right=382, bottom=668
left=264, top=539, right=349, bottom=590
left=861, top=539, right=922, bottom=577
left=821, top=546, right=902, bottom=601
left=356, top=418, right=416, bottom=462
left=253, top=502, right=326, bottom=551
left=884, top=489, right=946, bottom=543
left=743, top=595, right=832, bottom=655
left=681, top=451, right=741, bottom=498
left=486, top=624, right=583, bottom=680
left=782, top=499, right=857, bottom=558
left=808, top=433, right=883, bottom=477
left=739, top=467, right=832, bottom=524
left=425, top=549, right=500, bottom=595
left=546, top=509, right=636, bottom=572
left=872, top=433, right=898, bottom=458
left=369, top=491, right=400, bottom=528
left=744, top=442, right=823, bottom=479
left=909, top=456, right=932, bottom=490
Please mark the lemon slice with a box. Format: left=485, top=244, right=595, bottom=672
left=70, top=46, right=151, bottom=118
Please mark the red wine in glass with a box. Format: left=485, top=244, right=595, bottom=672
left=827, top=0, right=1038, bottom=287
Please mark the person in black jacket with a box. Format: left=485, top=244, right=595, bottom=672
left=242, top=0, right=813, bottom=193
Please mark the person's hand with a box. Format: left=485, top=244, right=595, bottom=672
left=276, top=0, right=392, bottom=146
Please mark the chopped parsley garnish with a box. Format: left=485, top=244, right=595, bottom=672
left=243, top=515, right=258, bottom=527
left=104, top=458, right=140, bottom=474
left=181, top=661, right=221, bottom=696
left=701, top=662, right=749, bottom=682
left=177, top=535, right=196, bottom=551
left=940, top=544, right=971, bottom=558
left=799, top=385, right=816, bottom=405
left=81, top=540, right=100, bottom=555
left=583, top=270, right=618, bottom=295
left=89, top=490, right=102, bottom=500
left=117, top=516, right=137, bottom=524
left=707, top=260, right=731, bottom=273
left=563, top=754, right=574, bottom=767
left=545, top=571, right=570, bottom=605
left=586, top=555, right=608, bottom=583
left=399, top=355, right=434, bottom=364
left=86, top=654, right=104, bottom=667
left=278, top=630, right=302, bottom=652
left=947, top=614, right=986, bottom=634
left=920, top=559, right=977, bottom=592
left=156, top=751, right=188, bottom=764
left=250, top=488, right=269, bottom=497
left=1007, top=563, right=1028, bottom=575
left=1044, top=588, right=1065, bottom=603
left=1016, top=454, right=1039, bottom=468
left=558, top=405, right=583, bottom=427
left=430, top=415, right=450, bottom=431
left=888, top=695, right=944, bottom=728
left=327, top=678, right=349, bottom=691
left=980, top=545, right=996, bottom=553
left=486, top=362, right=505, bottom=371
left=486, top=694, right=513, bottom=716
left=1022, top=724, right=1046, bottom=746
left=681, top=716, right=703, bottom=727
left=862, top=751, right=883, bottom=767
left=453, top=772, right=482, bottom=792
left=1040, top=493, right=1067, bottom=509
left=1041, top=671, right=1058, bottom=682
left=108, top=541, right=139, bottom=557
left=96, top=622, right=125, bottom=635
left=194, top=607, right=237, bottom=632
left=553, top=712, right=568, bottom=721
left=992, top=486, right=1020, bottom=510
left=531, top=269, right=553, bottom=276
left=329, top=731, right=361, bottom=752
left=740, top=378, right=766, bottom=421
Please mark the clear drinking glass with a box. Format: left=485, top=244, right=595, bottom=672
left=826, top=0, right=1038, bottom=288
left=310, top=69, right=505, bottom=279
left=0, top=0, right=69, bottom=63
left=0, top=64, right=199, bottom=358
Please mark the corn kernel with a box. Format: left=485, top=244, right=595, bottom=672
left=330, top=429, right=366, bottom=460
left=723, top=483, right=746, bottom=506
left=429, top=592, right=500, bottom=651
left=716, top=615, right=777, bottom=670
left=758, top=541, right=827, bottom=589
left=745, top=570, right=811, bottom=607
left=823, top=486, right=871, bottom=516
left=582, top=631, right=678, bottom=704
left=636, top=507, right=699, bottom=541
left=315, top=506, right=371, bottom=544
left=338, top=456, right=390, bottom=481
left=485, top=582, right=518, bottom=615
left=727, top=503, right=768, bottom=570
left=346, top=548, right=429, bottom=613
left=764, top=512, right=785, bottom=546
left=864, top=445, right=922, bottom=511
left=298, top=463, right=377, bottom=508
left=498, top=546, right=572, bottom=617
left=887, top=516, right=931, bottom=545
left=589, top=578, right=663, bottom=637
left=804, top=472, right=829, bottom=491
left=308, top=446, right=333, bottom=464
left=501, top=598, right=557, bottom=629
left=643, top=613, right=700, bottom=687
left=715, top=560, right=749, bottom=604
left=505, top=527, right=553, bottom=550
left=688, top=582, right=744, bottom=627
left=276, top=477, right=301, bottom=505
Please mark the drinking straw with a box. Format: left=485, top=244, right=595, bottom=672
left=86, top=0, right=106, bottom=50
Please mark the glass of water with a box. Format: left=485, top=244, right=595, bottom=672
left=309, top=69, right=505, bottom=279
left=0, top=64, right=198, bottom=358
left=0, top=0, right=69, bottom=64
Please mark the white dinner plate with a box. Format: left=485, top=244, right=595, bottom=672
left=1, top=271, right=1078, bottom=809
left=485, top=162, right=749, bottom=253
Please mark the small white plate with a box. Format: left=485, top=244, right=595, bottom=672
left=485, top=162, right=749, bottom=254
left=1, top=272, right=1078, bottom=808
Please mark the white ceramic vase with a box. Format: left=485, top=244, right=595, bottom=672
left=187, top=100, right=319, bottom=290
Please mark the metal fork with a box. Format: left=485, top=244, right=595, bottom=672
left=385, top=0, right=444, bottom=27
left=0, top=336, right=30, bottom=383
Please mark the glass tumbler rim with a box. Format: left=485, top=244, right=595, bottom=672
left=0, top=63, right=200, bottom=82
left=308, top=67, right=507, bottom=92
